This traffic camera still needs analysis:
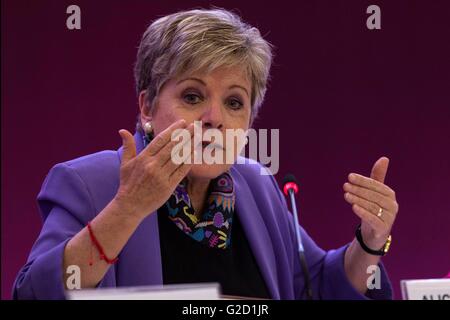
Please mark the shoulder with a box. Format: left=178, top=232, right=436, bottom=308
left=38, top=150, right=121, bottom=219
left=62, top=150, right=121, bottom=178
left=64, top=149, right=120, bottom=170
left=46, top=150, right=121, bottom=191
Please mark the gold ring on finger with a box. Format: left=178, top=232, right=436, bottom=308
left=377, top=207, right=383, bottom=218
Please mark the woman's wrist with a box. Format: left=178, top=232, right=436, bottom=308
left=110, top=195, right=146, bottom=226
left=359, top=227, right=390, bottom=252
left=345, top=238, right=382, bottom=294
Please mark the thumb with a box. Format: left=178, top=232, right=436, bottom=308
left=370, top=156, right=390, bottom=183
left=118, top=129, right=136, bottom=165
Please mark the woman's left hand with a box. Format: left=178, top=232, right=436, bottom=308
left=343, top=157, right=399, bottom=250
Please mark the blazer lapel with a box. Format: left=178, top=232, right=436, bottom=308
left=231, top=167, right=280, bottom=299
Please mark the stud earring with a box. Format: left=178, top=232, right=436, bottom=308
left=143, top=121, right=154, bottom=146
left=144, top=121, right=153, bottom=134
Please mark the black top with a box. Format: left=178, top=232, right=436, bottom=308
left=157, top=210, right=270, bottom=299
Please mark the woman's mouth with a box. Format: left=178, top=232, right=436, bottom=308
left=201, top=141, right=224, bottom=150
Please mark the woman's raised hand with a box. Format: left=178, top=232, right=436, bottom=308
left=115, top=119, right=195, bottom=220
left=343, top=157, right=399, bottom=250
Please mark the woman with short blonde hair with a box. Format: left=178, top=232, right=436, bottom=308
left=13, top=8, right=397, bottom=300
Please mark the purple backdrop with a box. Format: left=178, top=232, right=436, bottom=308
left=2, top=0, right=450, bottom=300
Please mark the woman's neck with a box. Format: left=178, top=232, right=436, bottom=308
left=186, top=176, right=211, bottom=218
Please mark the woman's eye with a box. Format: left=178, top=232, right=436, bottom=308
left=227, top=98, right=244, bottom=110
left=183, top=93, right=203, bottom=105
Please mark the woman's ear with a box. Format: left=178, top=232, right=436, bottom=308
left=138, top=90, right=152, bottom=124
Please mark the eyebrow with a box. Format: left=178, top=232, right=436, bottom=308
left=176, top=77, right=206, bottom=86
left=176, top=77, right=249, bottom=98
left=229, top=85, right=249, bottom=98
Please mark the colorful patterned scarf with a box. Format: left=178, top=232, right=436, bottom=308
left=159, top=173, right=235, bottom=249
left=142, top=130, right=235, bottom=249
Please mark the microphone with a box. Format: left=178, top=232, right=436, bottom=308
left=282, top=174, right=313, bottom=300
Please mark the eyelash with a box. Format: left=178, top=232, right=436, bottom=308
left=226, top=98, right=244, bottom=110
left=182, top=92, right=244, bottom=110
left=183, top=93, right=203, bottom=105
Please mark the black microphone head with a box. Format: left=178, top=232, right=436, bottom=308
left=283, top=174, right=299, bottom=186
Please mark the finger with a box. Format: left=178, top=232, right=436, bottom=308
left=118, top=129, right=136, bottom=165
left=159, top=123, right=197, bottom=167
left=351, top=204, right=386, bottom=232
left=343, top=183, right=398, bottom=213
left=370, top=156, right=389, bottom=183
left=169, top=162, right=192, bottom=186
left=144, top=119, right=187, bottom=156
left=347, top=173, right=395, bottom=198
left=344, top=192, right=394, bottom=225
left=165, top=140, right=201, bottom=177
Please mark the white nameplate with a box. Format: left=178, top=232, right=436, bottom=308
left=401, top=279, right=450, bottom=300
left=66, top=282, right=221, bottom=300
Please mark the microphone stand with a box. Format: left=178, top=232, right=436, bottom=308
left=287, top=188, right=313, bottom=300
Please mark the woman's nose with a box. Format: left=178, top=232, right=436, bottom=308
left=200, top=101, right=224, bottom=130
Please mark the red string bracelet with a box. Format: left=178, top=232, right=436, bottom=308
left=87, top=221, right=119, bottom=265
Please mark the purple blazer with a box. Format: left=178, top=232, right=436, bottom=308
left=13, top=132, right=393, bottom=300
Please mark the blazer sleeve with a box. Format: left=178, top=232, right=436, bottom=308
left=269, top=174, right=393, bottom=300
left=293, top=225, right=393, bottom=300
left=12, top=163, right=116, bottom=300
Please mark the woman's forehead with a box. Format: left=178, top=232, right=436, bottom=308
left=176, top=65, right=251, bottom=88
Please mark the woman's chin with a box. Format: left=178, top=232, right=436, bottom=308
left=187, top=164, right=232, bottom=181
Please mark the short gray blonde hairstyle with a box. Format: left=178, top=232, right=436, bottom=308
left=134, top=8, right=273, bottom=128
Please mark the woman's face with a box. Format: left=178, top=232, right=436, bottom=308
left=140, top=65, right=252, bottom=180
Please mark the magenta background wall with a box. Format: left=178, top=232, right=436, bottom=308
left=2, top=0, right=450, bottom=299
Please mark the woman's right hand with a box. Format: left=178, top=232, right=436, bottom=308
left=115, top=119, right=195, bottom=221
